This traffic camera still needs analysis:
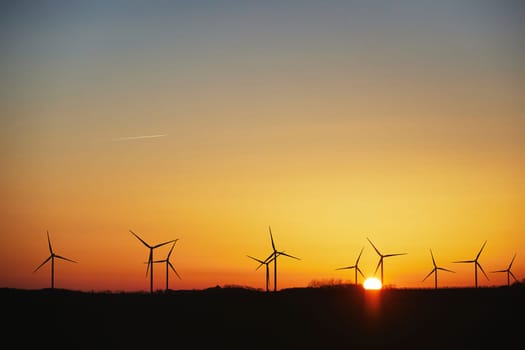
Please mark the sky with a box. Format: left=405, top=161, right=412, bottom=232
left=1, top=0, right=524, bottom=292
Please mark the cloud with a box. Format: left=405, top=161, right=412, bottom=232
left=111, top=134, right=166, bottom=141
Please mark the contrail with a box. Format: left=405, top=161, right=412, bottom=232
left=112, top=134, right=166, bottom=141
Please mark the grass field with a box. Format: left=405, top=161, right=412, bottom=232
left=2, top=284, right=523, bottom=349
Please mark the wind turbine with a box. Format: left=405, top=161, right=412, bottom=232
left=33, top=230, right=77, bottom=289
left=247, top=254, right=275, bottom=292
left=453, top=240, right=489, bottom=288
left=367, top=237, right=407, bottom=286
left=152, top=240, right=181, bottom=292
left=265, top=226, right=300, bottom=292
left=491, top=253, right=518, bottom=287
left=130, top=229, right=177, bottom=294
left=335, top=247, right=365, bottom=286
left=422, top=249, right=455, bottom=289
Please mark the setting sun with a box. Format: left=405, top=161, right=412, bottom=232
left=363, top=277, right=382, bottom=290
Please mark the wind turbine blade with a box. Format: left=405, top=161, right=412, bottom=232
left=46, top=231, right=53, bottom=254
left=437, top=267, right=455, bottom=273
left=357, top=267, right=365, bottom=278
left=374, top=258, right=382, bottom=274
left=263, top=252, right=275, bottom=263
left=366, top=237, right=381, bottom=256
left=247, top=255, right=265, bottom=264
left=261, top=253, right=277, bottom=269
left=453, top=260, right=474, bottom=263
left=477, top=263, right=489, bottom=280
left=167, top=241, right=177, bottom=259
left=476, top=240, right=487, bottom=260
left=356, top=246, right=364, bottom=264
left=251, top=254, right=272, bottom=270
left=153, top=239, right=177, bottom=249
left=509, top=271, right=518, bottom=282
left=490, top=269, right=506, bottom=273
left=278, top=252, right=300, bottom=260
left=54, top=255, right=77, bottom=263
left=145, top=263, right=149, bottom=276
left=509, top=253, right=517, bottom=268
left=168, top=262, right=181, bottom=279
left=384, top=253, right=407, bottom=258
left=422, top=269, right=434, bottom=282
left=247, top=255, right=266, bottom=271
left=33, top=256, right=52, bottom=272
left=429, top=249, right=436, bottom=267
left=146, top=252, right=152, bottom=276
left=335, top=266, right=354, bottom=270
left=130, top=230, right=151, bottom=248
left=269, top=226, right=276, bottom=251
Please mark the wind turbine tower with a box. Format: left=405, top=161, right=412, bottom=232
left=422, top=249, right=455, bottom=289
left=130, top=230, right=177, bottom=294
left=153, top=240, right=181, bottom=291
left=367, top=237, right=407, bottom=286
left=34, top=230, right=77, bottom=289
left=247, top=254, right=275, bottom=292
left=453, top=240, right=489, bottom=288
left=336, top=247, right=365, bottom=286
left=266, top=226, right=300, bottom=292
left=491, top=253, right=518, bottom=287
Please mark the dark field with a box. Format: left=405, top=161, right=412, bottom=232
left=2, top=285, right=523, bottom=349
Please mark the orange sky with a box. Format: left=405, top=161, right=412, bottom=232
left=1, top=1, right=524, bottom=292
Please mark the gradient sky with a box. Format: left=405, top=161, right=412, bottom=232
left=1, top=0, right=524, bottom=292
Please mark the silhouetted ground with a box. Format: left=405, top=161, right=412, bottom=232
left=2, top=284, right=523, bottom=348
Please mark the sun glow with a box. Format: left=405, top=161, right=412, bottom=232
left=363, top=277, right=382, bottom=290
